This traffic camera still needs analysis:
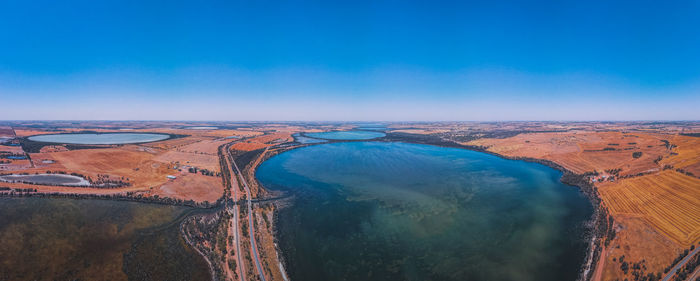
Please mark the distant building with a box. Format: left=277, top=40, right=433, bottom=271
left=167, top=175, right=177, bottom=180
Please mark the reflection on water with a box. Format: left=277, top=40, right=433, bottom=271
left=257, top=142, right=593, bottom=281
left=0, top=198, right=210, bottom=281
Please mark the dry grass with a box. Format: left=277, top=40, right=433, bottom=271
left=149, top=172, right=223, bottom=203
left=231, top=133, right=292, bottom=151
left=467, top=131, right=671, bottom=175
left=140, top=135, right=205, bottom=150
left=598, top=170, right=700, bottom=246
left=392, top=129, right=450, bottom=134
left=48, top=147, right=171, bottom=188
left=661, top=135, right=700, bottom=176
left=601, top=216, right=680, bottom=281
left=177, top=138, right=231, bottom=155
left=153, top=151, right=220, bottom=171
left=254, top=205, right=287, bottom=281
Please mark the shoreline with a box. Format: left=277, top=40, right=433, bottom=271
left=252, top=133, right=606, bottom=281
left=0, top=132, right=606, bottom=281
left=380, top=132, right=606, bottom=281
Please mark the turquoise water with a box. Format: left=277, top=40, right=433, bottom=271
left=293, top=133, right=328, bottom=144
left=305, top=131, right=386, bottom=140
left=257, top=142, right=593, bottom=281
left=28, top=133, right=170, bottom=144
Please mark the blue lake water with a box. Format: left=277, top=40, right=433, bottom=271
left=355, top=127, right=387, bottom=131
left=28, top=133, right=170, bottom=145
left=0, top=174, right=90, bottom=186
left=257, top=142, right=593, bottom=281
left=305, top=131, right=386, bottom=140
left=6, top=156, right=26, bottom=160
left=293, top=133, right=328, bottom=144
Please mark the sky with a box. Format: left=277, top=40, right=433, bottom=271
left=1, top=0, right=699, bottom=121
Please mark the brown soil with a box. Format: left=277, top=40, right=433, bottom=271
left=467, top=131, right=671, bottom=176
left=149, top=172, right=223, bottom=203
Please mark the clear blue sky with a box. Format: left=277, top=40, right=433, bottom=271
left=1, top=0, right=698, bottom=121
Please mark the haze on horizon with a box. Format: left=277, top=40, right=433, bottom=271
left=1, top=0, right=699, bottom=121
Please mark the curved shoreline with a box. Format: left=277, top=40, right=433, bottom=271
left=252, top=134, right=604, bottom=281
left=0, top=132, right=605, bottom=281
left=19, top=132, right=188, bottom=153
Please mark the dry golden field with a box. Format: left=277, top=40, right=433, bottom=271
left=600, top=216, right=680, bottom=281
left=598, top=170, right=700, bottom=246
left=467, top=131, right=673, bottom=176
left=1, top=123, right=303, bottom=205
left=230, top=132, right=292, bottom=151
left=0, top=126, right=254, bottom=203
left=148, top=171, right=223, bottom=203
left=661, top=135, right=700, bottom=176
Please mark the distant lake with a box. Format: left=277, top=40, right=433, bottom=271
left=28, top=133, right=170, bottom=145
left=293, top=133, right=327, bottom=144
left=0, top=198, right=210, bottom=281
left=0, top=173, right=90, bottom=186
left=305, top=131, right=386, bottom=140
left=353, top=123, right=387, bottom=131
left=257, top=142, right=593, bottom=281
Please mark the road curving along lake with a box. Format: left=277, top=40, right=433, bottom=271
left=27, top=133, right=170, bottom=145
left=304, top=130, right=385, bottom=140
left=257, top=141, right=594, bottom=281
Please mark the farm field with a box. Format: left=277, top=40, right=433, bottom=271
left=466, top=131, right=673, bottom=176
left=660, top=135, right=700, bottom=176
left=1, top=121, right=698, bottom=281
left=598, top=170, right=700, bottom=246
left=0, top=123, right=266, bottom=204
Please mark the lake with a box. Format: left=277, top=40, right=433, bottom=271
left=353, top=123, right=387, bottom=131
left=28, top=133, right=170, bottom=145
left=5, top=155, right=27, bottom=160
left=0, top=173, right=90, bottom=186
left=257, top=142, right=593, bottom=281
left=0, top=198, right=210, bottom=281
left=293, top=133, right=328, bottom=144
left=304, top=131, right=386, bottom=140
